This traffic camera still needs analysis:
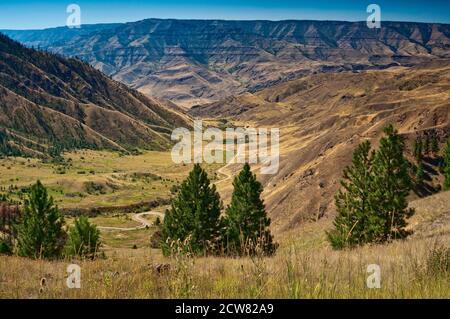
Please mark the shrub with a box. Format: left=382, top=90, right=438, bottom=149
left=84, top=181, right=106, bottom=195
left=66, top=216, right=101, bottom=259
left=150, top=230, right=163, bottom=248
left=0, top=241, right=12, bottom=255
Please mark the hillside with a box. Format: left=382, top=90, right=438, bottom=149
left=0, top=33, right=191, bottom=156
left=193, top=60, right=450, bottom=232
left=1, top=189, right=449, bottom=298
left=3, top=19, right=450, bottom=107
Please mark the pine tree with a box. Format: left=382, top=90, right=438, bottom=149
left=66, top=216, right=101, bottom=259
left=327, top=141, right=378, bottom=249
left=371, top=125, right=414, bottom=241
left=162, top=164, right=222, bottom=256
left=16, top=181, right=66, bottom=259
left=223, top=163, right=277, bottom=255
left=443, top=138, right=450, bottom=190
left=413, top=137, right=423, bottom=163
left=416, top=162, right=425, bottom=186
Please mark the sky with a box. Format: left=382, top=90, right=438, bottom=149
left=0, top=0, right=449, bottom=30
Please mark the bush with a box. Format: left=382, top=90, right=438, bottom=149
left=66, top=216, right=101, bottom=259
left=0, top=240, right=12, bottom=255
left=84, top=181, right=106, bottom=195
left=150, top=230, right=163, bottom=248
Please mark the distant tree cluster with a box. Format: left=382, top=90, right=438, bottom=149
left=0, top=130, right=24, bottom=157
left=413, top=132, right=449, bottom=191
left=162, top=163, right=277, bottom=256
left=328, top=125, right=414, bottom=249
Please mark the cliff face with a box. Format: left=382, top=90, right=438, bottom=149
left=4, top=19, right=450, bottom=107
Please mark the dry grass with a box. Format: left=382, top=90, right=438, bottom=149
left=0, top=152, right=449, bottom=299
left=1, top=218, right=448, bottom=299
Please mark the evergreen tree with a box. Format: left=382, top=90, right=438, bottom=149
left=443, top=138, right=450, bottom=190
left=16, top=181, right=66, bottom=259
left=371, top=125, right=414, bottom=241
left=223, top=163, right=277, bottom=255
left=416, top=162, right=425, bottom=186
left=66, top=216, right=101, bottom=259
left=413, top=137, right=423, bottom=163
left=327, top=141, right=377, bottom=249
left=162, top=164, right=222, bottom=256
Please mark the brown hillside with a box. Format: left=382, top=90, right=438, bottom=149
left=192, top=60, right=450, bottom=233
left=0, top=33, right=191, bottom=156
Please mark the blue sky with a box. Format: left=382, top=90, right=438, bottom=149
left=1, top=0, right=449, bottom=30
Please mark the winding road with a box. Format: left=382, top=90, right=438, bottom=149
left=97, top=153, right=239, bottom=231
left=97, top=211, right=165, bottom=231
left=213, top=153, right=239, bottom=186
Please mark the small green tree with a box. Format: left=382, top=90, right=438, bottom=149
left=162, top=164, right=222, bottom=256
left=329, top=126, right=415, bottom=249
left=413, top=137, right=423, bottom=162
left=66, top=216, right=101, bottom=259
left=327, top=141, right=377, bottom=249
left=371, top=125, right=414, bottom=241
left=443, top=138, right=450, bottom=190
left=16, top=181, right=66, bottom=259
left=223, top=163, right=277, bottom=255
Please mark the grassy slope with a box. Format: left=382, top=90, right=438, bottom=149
left=0, top=33, right=191, bottom=155
left=192, top=61, right=450, bottom=233
left=0, top=191, right=448, bottom=298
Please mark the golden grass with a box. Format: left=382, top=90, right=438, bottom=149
left=0, top=219, right=448, bottom=299
left=0, top=151, right=448, bottom=299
